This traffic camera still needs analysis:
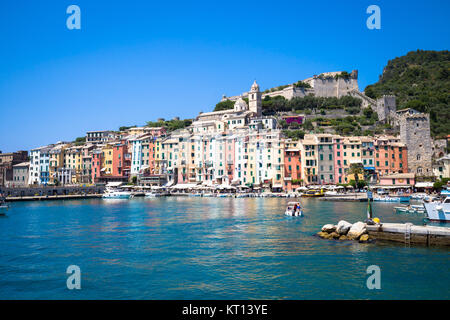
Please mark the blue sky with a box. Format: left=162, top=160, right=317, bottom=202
left=0, top=0, right=449, bottom=152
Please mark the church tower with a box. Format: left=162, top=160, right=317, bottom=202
left=248, top=80, right=262, bottom=117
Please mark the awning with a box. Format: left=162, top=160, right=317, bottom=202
left=106, top=182, right=123, bottom=187
left=415, top=182, right=434, bottom=188
left=171, top=183, right=197, bottom=189
left=272, top=184, right=283, bottom=188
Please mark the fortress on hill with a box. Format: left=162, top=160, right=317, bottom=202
left=209, top=70, right=434, bottom=176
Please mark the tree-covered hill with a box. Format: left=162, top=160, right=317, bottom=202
left=364, top=50, right=450, bottom=137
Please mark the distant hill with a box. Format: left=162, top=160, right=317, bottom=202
left=364, top=50, right=450, bottom=137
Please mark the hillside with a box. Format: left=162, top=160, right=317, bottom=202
left=364, top=50, right=450, bottom=137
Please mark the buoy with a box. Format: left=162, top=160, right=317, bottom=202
left=373, top=217, right=380, bottom=224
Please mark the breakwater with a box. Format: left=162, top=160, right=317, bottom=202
left=0, top=185, right=105, bottom=201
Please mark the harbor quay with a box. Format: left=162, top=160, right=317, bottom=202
left=0, top=185, right=105, bottom=201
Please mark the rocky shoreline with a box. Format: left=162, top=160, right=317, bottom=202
left=317, top=220, right=374, bottom=242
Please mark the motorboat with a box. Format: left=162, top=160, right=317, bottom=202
left=423, top=197, right=450, bottom=222
left=0, top=197, right=8, bottom=216
left=394, top=204, right=425, bottom=214
left=374, top=196, right=402, bottom=202
left=145, top=192, right=162, bottom=198
left=302, top=189, right=324, bottom=197
left=102, top=188, right=133, bottom=199
left=285, top=201, right=303, bottom=217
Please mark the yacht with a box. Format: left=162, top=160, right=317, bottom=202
left=423, top=197, right=450, bottom=222
left=102, top=187, right=133, bottom=199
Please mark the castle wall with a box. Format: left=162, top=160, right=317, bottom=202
left=375, top=95, right=396, bottom=122
left=309, top=77, right=359, bottom=98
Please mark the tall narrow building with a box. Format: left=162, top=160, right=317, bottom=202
left=398, top=109, right=433, bottom=176
left=248, top=80, right=262, bottom=117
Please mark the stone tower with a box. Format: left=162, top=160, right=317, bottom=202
left=399, top=110, right=433, bottom=176
left=375, top=95, right=396, bottom=123
left=249, top=80, right=262, bottom=117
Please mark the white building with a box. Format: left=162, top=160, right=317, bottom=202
left=28, top=145, right=52, bottom=185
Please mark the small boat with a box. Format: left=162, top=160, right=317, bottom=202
left=202, top=193, right=215, bottom=197
left=0, top=197, right=9, bottom=216
left=102, top=188, right=133, bottom=199
left=374, top=196, right=401, bottom=202
left=394, top=205, right=425, bottom=214
left=424, top=196, right=450, bottom=222
left=285, top=201, right=303, bottom=217
left=302, top=189, right=324, bottom=197
left=145, top=192, right=162, bottom=198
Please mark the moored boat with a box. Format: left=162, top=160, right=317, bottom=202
left=102, top=188, right=133, bottom=199
left=302, top=189, right=324, bottom=197
left=424, top=197, right=450, bottom=222
left=0, top=197, right=8, bottom=216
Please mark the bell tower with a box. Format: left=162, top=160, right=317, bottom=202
left=248, top=80, right=262, bottom=117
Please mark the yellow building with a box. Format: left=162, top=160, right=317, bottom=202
left=49, top=144, right=68, bottom=185
left=301, top=134, right=319, bottom=185
left=64, top=146, right=83, bottom=184
left=342, top=137, right=362, bottom=183
left=101, top=145, right=114, bottom=176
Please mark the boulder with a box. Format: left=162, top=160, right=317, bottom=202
left=330, top=232, right=340, bottom=239
left=317, top=231, right=334, bottom=240
left=339, top=235, right=349, bottom=240
left=317, top=231, right=329, bottom=238
left=347, top=221, right=367, bottom=240
left=321, top=224, right=336, bottom=233
left=359, top=234, right=370, bottom=242
left=336, top=220, right=352, bottom=235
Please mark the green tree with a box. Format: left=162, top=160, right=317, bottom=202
left=214, top=100, right=234, bottom=111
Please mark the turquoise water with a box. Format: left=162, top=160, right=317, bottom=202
left=0, top=197, right=449, bottom=299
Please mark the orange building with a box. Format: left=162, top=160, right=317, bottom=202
left=374, top=139, right=408, bottom=177
left=284, top=147, right=302, bottom=191
left=112, top=144, right=127, bottom=177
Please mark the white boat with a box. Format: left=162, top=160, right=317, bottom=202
left=102, top=188, right=133, bottom=199
left=424, top=197, right=450, bottom=222
left=145, top=191, right=167, bottom=198
left=394, top=204, right=425, bottom=214
left=373, top=196, right=401, bottom=202
left=285, top=201, right=303, bottom=217
left=0, top=200, right=8, bottom=216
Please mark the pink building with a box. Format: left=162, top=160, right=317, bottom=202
left=91, top=150, right=102, bottom=183
left=379, top=173, right=415, bottom=186
left=333, top=137, right=345, bottom=184
left=282, top=115, right=304, bottom=125
left=224, top=136, right=235, bottom=184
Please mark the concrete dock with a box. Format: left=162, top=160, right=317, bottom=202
left=321, top=193, right=368, bottom=202
left=4, top=194, right=103, bottom=202
left=367, top=223, right=450, bottom=246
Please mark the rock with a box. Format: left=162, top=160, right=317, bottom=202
left=317, top=231, right=329, bottom=238
left=339, top=235, right=349, bottom=240
left=347, top=221, right=367, bottom=240
left=317, top=231, right=334, bottom=240
left=336, top=220, right=352, bottom=235
left=359, top=234, right=370, bottom=242
left=321, top=224, right=336, bottom=233
left=330, top=232, right=340, bottom=239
